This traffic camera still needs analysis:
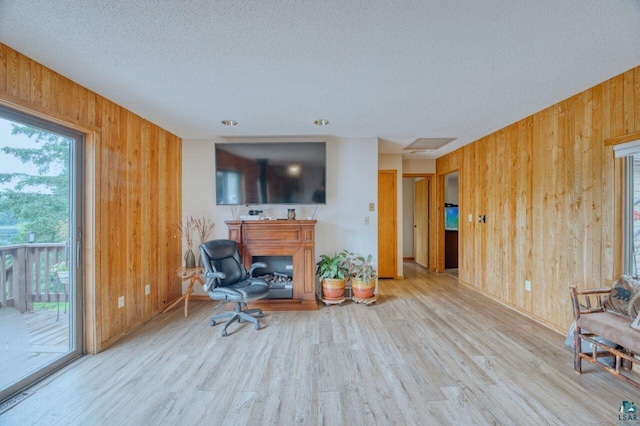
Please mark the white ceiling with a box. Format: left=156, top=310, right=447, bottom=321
left=1, top=1, right=640, bottom=159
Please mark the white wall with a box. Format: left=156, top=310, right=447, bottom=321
left=183, top=137, right=378, bottom=294
left=445, top=172, right=459, bottom=204
left=402, top=178, right=416, bottom=258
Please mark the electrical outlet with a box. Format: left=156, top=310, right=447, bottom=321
left=118, top=296, right=125, bottom=308
left=525, top=280, right=531, bottom=292
left=469, top=214, right=473, bottom=222
left=145, top=284, right=150, bottom=295
left=369, top=203, right=375, bottom=211
left=364, top=216, right=370, bottom=225
left=285, top=264, right=293, bottom=270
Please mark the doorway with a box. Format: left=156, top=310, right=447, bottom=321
left=443, top=171, right=459, bottom=277
left=402, top=174, right=434, bottom=271
left=0, top=106, right=84, bottom=402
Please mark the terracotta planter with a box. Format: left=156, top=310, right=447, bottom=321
left=322, top=277, right=346, bottom=299
left=351, top=277, right=375, bottom=299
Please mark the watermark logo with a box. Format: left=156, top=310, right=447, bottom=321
left=619, top=401, right=638, bottom=424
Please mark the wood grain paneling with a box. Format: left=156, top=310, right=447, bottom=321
left=436, top=65, right=640, bottom=333
left=378, top=170, right=398, bottom=278
left=0, top=43, right=182, bottom=352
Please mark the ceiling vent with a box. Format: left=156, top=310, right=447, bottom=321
left=403, top=138, right=456, bottom=153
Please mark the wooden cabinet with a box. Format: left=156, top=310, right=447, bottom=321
left=445, top=230, right=458, bottom=269
left=225, top=220, right=318, bottom=310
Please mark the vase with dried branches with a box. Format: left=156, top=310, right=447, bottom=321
left=193, top=217, right=215, bottom=266
left=174, top=217, right=197, bottom=268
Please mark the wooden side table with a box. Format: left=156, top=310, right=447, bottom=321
left=162, top=267, right=205, bottom=317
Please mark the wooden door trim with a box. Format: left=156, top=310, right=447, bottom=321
left=0, top=99, right=98, bottom=354
left=436, top=169, right=459, bottom=273
left=403, top=174, right=436, bottom=271
left=414, top=179, right=427, bottom=268
left=604, top=130, right=640, bottom=146
left=379, top=170, right=398, bottom=279
left=402, top=173, right=436, bottom=271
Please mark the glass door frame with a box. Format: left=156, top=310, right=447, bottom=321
left=0, top=104, right=84, bottom=402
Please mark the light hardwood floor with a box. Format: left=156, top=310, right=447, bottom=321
left=2, top=262, right=637, bottom=425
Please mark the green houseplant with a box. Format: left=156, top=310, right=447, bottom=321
left=344, top=251, right=377, bottom=299
left=316, top=252, right=350, bottom=300
left=51, top=261, right=70, bottom=284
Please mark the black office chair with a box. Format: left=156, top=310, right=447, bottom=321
left=200, top=240, right=269, bottom=336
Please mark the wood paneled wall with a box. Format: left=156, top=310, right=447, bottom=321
left=436, top=65, right=640, bottom=333
left=0, top=44, right=182, bottom=352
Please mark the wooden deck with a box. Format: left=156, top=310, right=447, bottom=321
left=0, top=307, right=70, bottom=390
left=23, top=308, right=71, bottom=369
left=2, top=262, right=638, bottom=424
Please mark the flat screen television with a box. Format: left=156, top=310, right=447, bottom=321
left=215, top=142, right=326, bottom=205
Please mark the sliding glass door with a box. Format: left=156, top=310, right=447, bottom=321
left=0, top=106, right=83, bottom=402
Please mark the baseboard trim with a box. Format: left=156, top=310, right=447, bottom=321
left=188, top=295, right=210, bottom=301
left=456, top=279, right=565, bottom=335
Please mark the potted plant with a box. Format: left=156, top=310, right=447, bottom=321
left=52, top=261, right=70, bottom=283
left=316, top=252, right=350, bottom=300
left=345, top=252, right=377, bottom=299
left=193, top=216, right=215, bottom=267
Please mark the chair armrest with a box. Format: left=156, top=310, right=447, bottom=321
left=207, top=271, right=226, bottom=279
left=203, top=271, right=226, bottom=291
left=249, top=262, right=267, bottom=277
left=569, top=286, right=611, bottom=321
left=573, top=287, right=612, bottom=296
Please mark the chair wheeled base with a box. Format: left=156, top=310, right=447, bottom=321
left=200, top=239, right=270, bottom=337
left=210, top=302, right=264, bottom=336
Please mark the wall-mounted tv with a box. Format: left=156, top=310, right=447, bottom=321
left=215, top=142, right=326, bottom=205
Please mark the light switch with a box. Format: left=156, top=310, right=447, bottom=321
left=369, top=203, right=375, bottom=211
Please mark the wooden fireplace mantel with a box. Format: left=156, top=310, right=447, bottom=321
left=225, top=220, right=318, bottom=311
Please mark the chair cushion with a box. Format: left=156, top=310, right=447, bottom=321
left=603, top=275, right=640, bottom=318
left=208, top=278, right=269, bottom=303
left=200, top=240, right=248, bottom=287
left=210, top=256, right=244, bottom=286
left=577, top=312, right=640, bottom=354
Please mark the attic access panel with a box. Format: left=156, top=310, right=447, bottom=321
left=403, top=138, right=457, bottom=153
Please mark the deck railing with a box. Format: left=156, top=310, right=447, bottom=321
left=1, top=243, right=68, bottom=312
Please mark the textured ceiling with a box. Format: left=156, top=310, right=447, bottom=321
left=1, top=0, right=640, bottom=158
